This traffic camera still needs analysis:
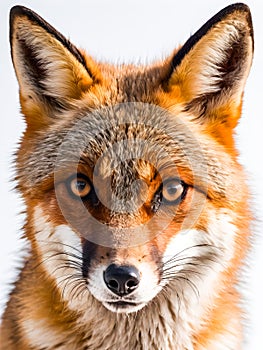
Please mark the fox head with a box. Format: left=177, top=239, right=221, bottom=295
left=10, top=4, right=253, bottom=315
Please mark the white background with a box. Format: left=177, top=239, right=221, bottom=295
left=0, top=0, right=262, bottom=348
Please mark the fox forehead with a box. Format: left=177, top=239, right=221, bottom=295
left=18, top=103, right=193, bottom=186
left=95, top=61, right=170, bottom=101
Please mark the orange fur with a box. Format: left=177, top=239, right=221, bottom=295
left=1, top=4, right=253, bottom=349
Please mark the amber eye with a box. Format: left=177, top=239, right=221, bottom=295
left=162, top=179, right=185, bottom=204
left=68, top=175, right=91, bottom=199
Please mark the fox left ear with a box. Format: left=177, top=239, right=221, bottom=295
left=164, top=3, right=253, bottom=129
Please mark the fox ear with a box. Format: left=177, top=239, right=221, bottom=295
left=165, top=3, right=253, bottom=129
left=10, top=6, right=97, bottom=130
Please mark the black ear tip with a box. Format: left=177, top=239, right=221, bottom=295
left=226, top=2, right=250, bottom=11
left=10, top=5, right=33, bottom=22
left=225, top=2, right=254, bottom=44
left=218, top=3, right=253, bottom=29
left=220, top=3, right=254, bottom=52
left=9, top=6, right=28, bottom=45
left=10, top=6, right=26, bottom=45
left=10, top=5, right=48, bottom=30
left=219, top=3, right=250, bottom=15
left=208, top=3, right=253, bottom=28
left=10, top=6, right=40, bottom=39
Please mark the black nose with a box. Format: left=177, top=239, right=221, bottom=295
left=103, top=264, right=140, bottom=296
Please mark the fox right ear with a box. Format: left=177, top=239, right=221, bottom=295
left=10, top=6, right=98, bottom=130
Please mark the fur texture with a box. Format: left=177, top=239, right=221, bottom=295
left=1, top=3, right=253, bottom=349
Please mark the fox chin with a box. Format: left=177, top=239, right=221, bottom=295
left=1, top=3, right=253, bottom=350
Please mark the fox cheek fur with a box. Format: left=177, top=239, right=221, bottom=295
left=1, top=3, right=253, bottom=350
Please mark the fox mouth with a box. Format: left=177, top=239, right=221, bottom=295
left=103, top=300, right=146, bottom=313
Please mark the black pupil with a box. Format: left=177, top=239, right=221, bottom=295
left=76, top=180, right=86, bottom=192
left=167, top=184, right=178, bottom=195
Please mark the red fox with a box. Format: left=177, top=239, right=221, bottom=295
left=1, top=3, right=253, bottom=349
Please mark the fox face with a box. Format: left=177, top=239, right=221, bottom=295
left=10, top=2, right=253, bottom=324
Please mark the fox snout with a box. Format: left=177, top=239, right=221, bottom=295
left=103, top=264, right=140, bottom=297
left=82, top=240, right=163, bottom=313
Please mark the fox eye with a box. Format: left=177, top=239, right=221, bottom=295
left=68, top=175, right=91, bottom=199
left=151, top=178, right=187, bottom=212
left=162, top=179, right=186, bottom=204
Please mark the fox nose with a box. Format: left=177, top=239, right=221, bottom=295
left=103, top=264, right=140, bottom=297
